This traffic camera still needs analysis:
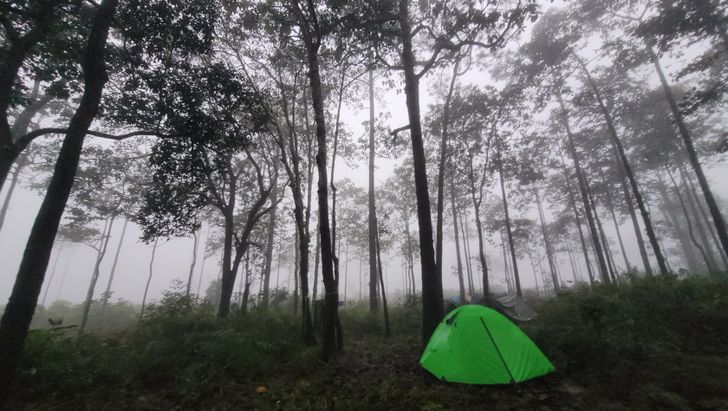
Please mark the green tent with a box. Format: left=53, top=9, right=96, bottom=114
left=420, top=304, right=554, bottom=384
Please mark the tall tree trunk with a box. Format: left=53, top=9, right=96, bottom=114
left=460, top=211, right=475, bottom=295
left=79, top=215, right=116, bottom=334
left=607, top=194, right=631, bottom=272
left=680, top=165, right=725, bottom=268
left=186, top=229, right=199, bottom=297
left=557, top=91, right=610, bottom=283
left=242, top=250, right=251, bottom=313
left=261, top=175, right=278, bottom=308
left=647, top=42, right=728, bottom=260
left=102, top=218, right=128, bottom=308
left=589, top=187, right=617, bottom=282
left=498, top=162, right=521, bottom=296
left=312, top=226, right=321, bottom=301
left=666, top=169, right=715, bottom=272
left=559, top=150, right=595, bottom=284
left=375, top=218, right=391, bottom=338
left=218, top=207, right=237, bottom=317
left=435, top=59, right=460, bottom=284
left=473, top=209, right=490, bottom=295
left=656, top=176, right=703, bottom=272
left=500, top=230, right=513, bottom=294
left=449, top=174, right=465, bottom=302
left=303, top=34, right=338, bottom=358
left=578, top=58, right=667, bottom=274
left=368, top=64, right=379, bottom=312
left=0, top=156, right=25, bottom=234
left=399, top=0, right=442, bottom=343
left=343, top=243, right=349, bottom=301
left=196, top=226, right=210, bottom=299
left=41, top=240, right=64, bottom=307
left=534, top=188, right=560, bottom=291
left=615, top=153, right=652, bottom=274
left=140, top=239, right=159, bottom=319
left=0, top=0, right=118, bottom=402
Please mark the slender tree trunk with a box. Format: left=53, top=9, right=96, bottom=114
left=218, top=208, right=237, bottom=317
left=461, top=211, right=475, bottom=295
left=294, top=229, right=300, bottom=315
left=682, top=165, right=728, bottom=268
left=667, top=169, right=715, bottom=272
left=375, top=218, right=391, bottom=338
left=473, top=211, right=490, bottom=295
left=607, top=195, right=631, bottom=272
left=559, top=151, right=595, bottom=284
left=615, top=154, right=652, bottom=274
left=647, top=42, right=728, bottom=260
left=501, top=230, right=513, bottom=294
left=579, top=58, right=667, bottom=274
left=498, top=163, right=521, bottom=296
left=588, top=186, right=617, bottom=282
left=0, top=5, right=117, bottom=399
left=313, top=226, right=321, bottom=301
left=242, top=250, right=251, bottom=313
left=656, top=176, right=703, bottom=272
left=0, top=158, right=24, bottom=234
left=186, top=229, right=199, bottom=297
left=557, top=91, right=610, bottom=283
left=399, top=0, right=442, bottom=343
left=534, top=188, right=560, bottom=291
left=140, top=239, right=159, bottom=319
left=344, top=243, right=349, bottom=301
left=102, top=218, right=128, bottom=308
left=449, top=174, right=465, bottom=302
left=435, top=59, right=460, bottom=284
left=79, top=215, right=116, bottom=334
left=368, top=64, right=379, bottom=313
left=680, top=165, right=725, bottom=268
left=196, top=226, right=211, bottom=299
left=41, top=240, right=64, bottom=307
left=262, top=181, right=278, bottom=309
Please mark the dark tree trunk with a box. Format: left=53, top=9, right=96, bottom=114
left=557, top=92, right=610, bottom=283
left=312, top=226, right=321, bottom=301
left=615, top=154, right=652, bottom=274
left=498, top=162, right=521, bottom=296
left=558, top=150, right=595, bottom=284
left=375, top=218, right=391, bottom=339
left=473, top=211, right=490, bottom=295
left=588, top=185, right=618, bottom=282
left=449, top=174, right=466, bottom=302
left=302, top=30, right=338, bottom=358
left=679, top=165, right=725, bottom=269
left=242, top=250, right=251, bottom=313
left=667, top=169, right=715, bottom=272
left=579, top=58, right=667, bottom=274
left=399, top=0, right=442, bottom=343
left=368, top=64, right=379, bottom=312
left=80, top=215, right=116, bottom=334
left=0, top=0, right=118, bottom=403
left=140, top=239, right=159, bottom=319
left=647, top=43, right=728, bottom=261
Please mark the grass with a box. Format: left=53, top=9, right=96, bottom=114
left=8, top=274, right=728, bottom=410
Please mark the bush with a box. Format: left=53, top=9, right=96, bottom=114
left=523, top=274, right=728, bottom=404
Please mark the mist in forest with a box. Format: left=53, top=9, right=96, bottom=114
left=1, top=0, right=727, bottom=408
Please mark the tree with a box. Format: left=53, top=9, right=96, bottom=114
left=0, top=0, right=119, bottom=402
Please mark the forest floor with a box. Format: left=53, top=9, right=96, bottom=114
left=8, top=274, right=728, bottom=410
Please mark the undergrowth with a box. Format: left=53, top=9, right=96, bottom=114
left=10, top=274, right=728, bottom=410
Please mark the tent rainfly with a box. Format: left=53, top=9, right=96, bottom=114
left=420, top=305, right=554, bottom=384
